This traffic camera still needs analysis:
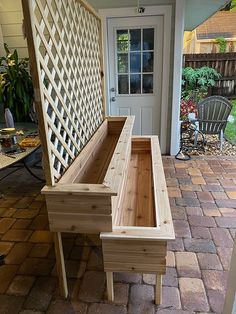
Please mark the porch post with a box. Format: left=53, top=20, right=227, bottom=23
left=170, top=0, right=186, bottom=155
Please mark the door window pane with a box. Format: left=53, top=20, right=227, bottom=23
left=118, top=53, right=128, bottom=73
left=130, top=29, right=141, bottom=51
left=143, top=74, right=153, bottom=93
left=143, top=52, right=153, bottom=72
left=143, top=28, right=154, bottom=50
left=130, top=74, right=141, bottom=94
left=115, top=27, right=155, bottom=95
left=118, top=75, right=129, bottom=94
left=117, top=30, right=129, bottom=52
left=130, top=52, right=141, bottom=73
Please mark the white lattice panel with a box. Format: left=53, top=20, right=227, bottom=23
left=23, top=0, right=104, bottom=184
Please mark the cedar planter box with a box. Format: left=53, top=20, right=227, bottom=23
left=42, top=116, right=134, bottom=233
left=100, top=136, right=175, bottom=304
left=41, top=119, right=174, bottom=304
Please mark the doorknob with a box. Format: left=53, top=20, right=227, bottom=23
left=111, top=97, right=116, bottom=102
left=111, top=87, right=115, bottom=92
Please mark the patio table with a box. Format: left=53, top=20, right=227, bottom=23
left=0, top=123, right=43, bottom=181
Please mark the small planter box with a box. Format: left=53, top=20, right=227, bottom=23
left=100, top=136, right=175, bottom=304
left=42, top=116, right=134, bottom=234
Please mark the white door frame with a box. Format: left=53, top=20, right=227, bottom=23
left=99, top=6, right=172, bottom=153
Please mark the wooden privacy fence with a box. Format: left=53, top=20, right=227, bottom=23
left=183, top=53, right=236, bottom=99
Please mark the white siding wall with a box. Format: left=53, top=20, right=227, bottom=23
left=0, top=0, right=28, bottom=58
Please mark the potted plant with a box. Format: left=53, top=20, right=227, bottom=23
left=0, top=44, right=34, bottom=122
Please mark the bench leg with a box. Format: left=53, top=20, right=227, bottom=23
left=155, top=275, right=162, bottom=305
left=54, top=232, right=68, bottom=298
left=106, top=271, right=114, bottom=302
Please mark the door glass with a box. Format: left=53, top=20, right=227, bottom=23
left=130, top=53, right=141, bottom=73
left=143, top=74, right=153, bottom=93
left=116, top=27, right=155, bottom=95
left=118, top=75, right=129, bottom=94
left=117, top=30, right=129, bottom=52
left=118, top=53, right=128, bottom=73
left=130, top=74, right=141, bottom=94
left=130, top=29, right=141, bottom=51
left=143, top=52, right=153, bottom=72
left=143, top=28, right=154, bottom=50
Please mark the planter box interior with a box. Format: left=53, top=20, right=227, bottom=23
left=115, top=137, right=156, bottom=228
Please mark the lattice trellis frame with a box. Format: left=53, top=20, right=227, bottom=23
left=22, top=0, right=105, bottom=185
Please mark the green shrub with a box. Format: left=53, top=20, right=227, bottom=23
left=182, top=66, right=221, bottom=102
left=215, top=37, right=227, bottom=53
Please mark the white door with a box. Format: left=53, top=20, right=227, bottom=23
left=107, top=16, right=163, bottom=135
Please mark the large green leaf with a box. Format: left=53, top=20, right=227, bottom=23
left=181, top=66, right=221, bottom=101
left=4, top=43, right=10, bottom=55
left=0, top=44, right=34, bottom=121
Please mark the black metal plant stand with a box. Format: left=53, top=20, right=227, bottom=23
left=0, top=147, right=45, bottom=182
left=175, top=120, right=206, bottom=161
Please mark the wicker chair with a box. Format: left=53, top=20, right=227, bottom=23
left=197, top=96, right=232, bottom=150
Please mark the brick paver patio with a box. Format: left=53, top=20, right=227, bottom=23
left=0, top=156, right=235, bottom=314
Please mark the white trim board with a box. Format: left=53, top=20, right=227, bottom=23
left=99, top=6, right=172, bottom=154
left=170, top=0, right=186, bottom=155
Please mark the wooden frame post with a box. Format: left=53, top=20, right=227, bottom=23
left=106, top=272, right=114, bottom=302
left=155, top=275, right=162, bottom=305
left=54, top=232, right=68, bottom=298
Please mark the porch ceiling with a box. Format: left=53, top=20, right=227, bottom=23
left=88, top=0, right=229, bottom=31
